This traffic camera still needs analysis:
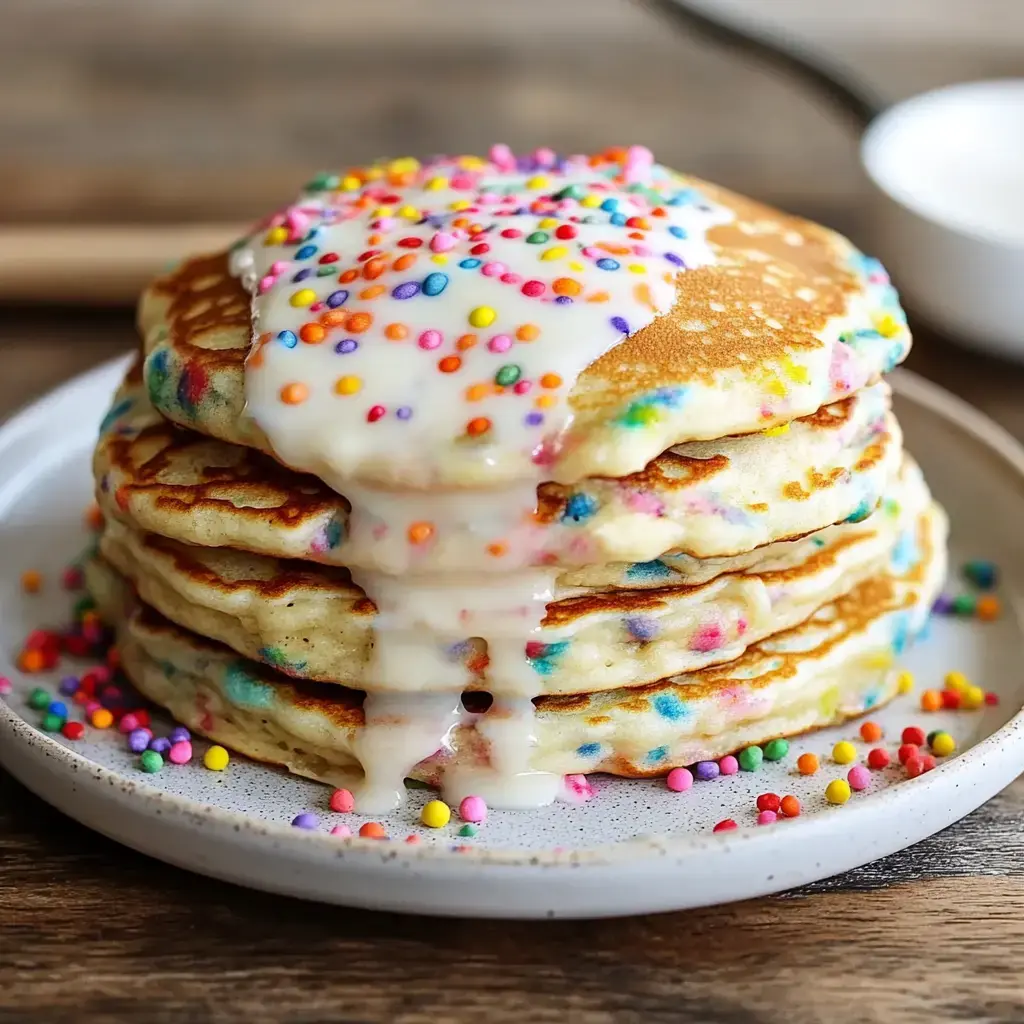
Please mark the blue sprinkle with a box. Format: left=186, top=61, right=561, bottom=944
left=668, top=225, right=688, bottom=239
left=422, top=272, right=449, bottom=296
left=596, top=258, right=620, bottom=271
left=292, top=269, right=313, bottom=282
left=652, top=692, right=687, bottom=721
left=609, top=213, right=627, bottom=226
left=392, top=281, right=420, bottom=300
left=324, top=517, right=343, bottom=549
left=396, top=407, right=413, bottom=420
left=576, top=742, right=601, bottom=758
left=610, top=315, right=629, bottom=334
left=600, top=198, right=619, bottom=212
left=626, top=617, right=659, bottom=642
left=525, top=411, right=544, bottom=426
left=647, top=746, right=669, bottom=764
left=459, top=258, right=482, bottom=269
left=335, top=338, right=358, bottom=354
left=554, top=295, right=573, bottom=305
left=845, top=499, right=873, bottom=523
left=562, top=492, right=599, bottom=523
left=626, top=560, right=673, bottom=582
left=47, top=701, right=67, bottom=718
left=294, top=244, right=317, bottom=260
left=326, top=290, right=349, bottom=308
left=664, top=252, right=685, bottom=267
left=277, top=330, right=298, bottom=348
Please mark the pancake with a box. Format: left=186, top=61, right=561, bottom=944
left=96, top=366, right=900, bottom=574
left=139, top=153, right=910, bottom=490
left=95, top=457, right=931, bottom=696
left=85, top=500, right=946, bottom=795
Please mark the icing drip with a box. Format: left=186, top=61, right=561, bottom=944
left=231, top=147, right=730, bottom=809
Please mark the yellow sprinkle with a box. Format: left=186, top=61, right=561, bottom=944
left=540, top=246, right=568, bottom=262
left=580, top=195, right=601, bottom=208
left=204, top=745, right=230, bottom=771
left=537, top=217, right=558, bottom=229
left=468, top=306, right=497, bottom=328
left=388, top=156, right=420, bottom=174
left=762, top=423, right=790, bottom=437
left=832, top=740, right=857, bottom=765
left=450, top=199, right=472, bottom=211
left=825, top=779, right=852, bottom=805
left=864, top=651, right=893, bottom=670
left=963, top=685, right=985, bottom=709
left=431, top=254, right=449, bottom=265
left=458, top=155, right=485, bottom=170
left=289, top=288, right=317, bottom=308
left=372, top=205, right=393, bottom=218
left=897, top=670, right=915, bottom=694
left=782, top=358, right=810, bottom=384
left=420, top=799, right=451, bottom=828
left=525, top=175, right=549, bottom=190
left=334, top=375, right=362, bottom=396
left=399, top=204, right=420, bottom=220
left=627, top=264, right=647, bottom=274
left=568, top=261, right=585, bottom=272
left=766, top=379, right=788, bottom=398
left=365, top=166, right=384, bottom=181
left=944, top=671, right=970, bottom=692
left=535, top=395, right=557, bottom=409
left=425, top=176, right=448, bottom=191
left=930, top=732, right=956, bottom=757
left=874, top=313, right=902, bottom=338
left=340, top=175, right=362, bottom=192
left=264, top=226, right=288, bottom=246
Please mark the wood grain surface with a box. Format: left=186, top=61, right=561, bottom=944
left=2, top=308, right=1024, bottom=1022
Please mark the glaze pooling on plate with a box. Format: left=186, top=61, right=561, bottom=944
left=84, top=500, right=945, bottom=796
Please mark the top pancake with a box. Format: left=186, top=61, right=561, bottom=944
left=140, top=169, right=910, bottom=488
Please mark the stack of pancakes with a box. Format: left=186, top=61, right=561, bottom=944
left=87, top=148, right=947, bottom=811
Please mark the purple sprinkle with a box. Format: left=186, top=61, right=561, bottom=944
left=610, top=316, right=629, bottom=334
left=932, top=594, right=955, bottom=615
left=169, top=726, right=191, bottom=744
left=626, top=616, right=658, bottom=641
left=396, top=406, right=413, bottom=420
left=128, top=728, right=151, bottom=753
left=554, top=295, right=573, bottom=305
left=664, top=252, right=686, bottom=267
left=392, top=281, right=420, bottom=300
left=149, top=736, right=171, bottom=754
left=326, top=289, right=349, bottom=308
left=292, top=268, right=313, bottom=282
left=335, top=338, right=358, bottom=355
left=59, top=676, right=79, bottom=696
left=695, top=760, right=720, bottom=781
left=292, top=812, right=319, bottom=830
left=525, top=411, right=544, bottom=426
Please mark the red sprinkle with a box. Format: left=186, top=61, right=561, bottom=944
left=901, top=726, right=926, bottom=746
left=756, top=793, right=781, bottom=813
left=61, top=722, right=85, bottom=741
left=941, top=690, right=962, bottom=710
left=367, top=405, right=386, bottom=423
left=867, top=747, right=891, bottom=770
left=985, top=692, right=1000, bottom=706
left=905, top=754, right=934, bottom=778
left=898, top=743, right=919, bottom=764
left=555, top=225, right=577, bottom=239
left=713, top=819, right=738, bottom=833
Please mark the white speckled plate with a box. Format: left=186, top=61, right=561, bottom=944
left=1, top=356, right=1022, bottom=918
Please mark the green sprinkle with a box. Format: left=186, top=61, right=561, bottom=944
left=738, top=746, right=764, bottom=771
left=316, top=265, right=336, bottom=277
left=28, top=688, right=50, bottom=710
left=140, top=750, right=163, bottom=773
left=927, top=730, right=940, bottom=745
left=305, top=172, right=339, bottom=191
left=953, top=594, right=977, bottom=615
left=41, top=712, right=63, bottom=732
left=494, top=364, right=521, bottom=387
left=554, top=184, right=586, bottom=201
left=458, top=824, right=478, bottom=838
left=526, top=231, right=549, bottom=244
left=73, top=596, right=96, bottom=618
left=763, top=738, right=789, bottom=761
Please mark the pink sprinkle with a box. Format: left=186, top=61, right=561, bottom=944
left=309, top=302, right=324, bottom=312
left=623, top=145, right=654, bottom=184
left=521, top=280, right=545, bottom=297
left=270, top=261, right=289, bottom=274
left=430, top=232, right=457, bottom=253
left=118, top=713, right=139, bottom=734
left=690, top=623, right=724, bottom=653
left=757, top=810, right=778, bottom=826
left=329, top=788, right=355, bottom=813
left=479, top=193, right=501, bottom=206
left=513, top=380, right=532, bottom=395
left=481, top=262, right=506, bottom=278
left=489, top=143, right=516, bottom=170
left=532, top=147, right=556, bottom=167
left=581, top=246, right=600, bottom=258
left=500, top=228, right=523, bottom=239
left=459, top=795, right=488, bottom=823
left=168, top=741, right=192, bottom=765
left=404, top=834, right=421, bottom=844
left=666, top=767, right=693, bottom=792
left=563, top=774, right=594, bottom=803
left=330, top=825, right=352, bottom=838
left=632, top=245, right=653, bottom=257
left=500, top=272, right=522, bottom=285
left=718, top=754, right=739, bottom=776
left=258, top=275, right=276, bottom=294
left=84, top=700, right=100, bottom=716
left=488, top=335, right=512, bottom=353
left=92, top=666, right=112, bottom=684
left=374, top=217, right=397, bottom=231
left=418, top=330, right=443, bottom=350
left=285, top=209, right=310, bottom=241
left=848, top=765, right=872, bottom=791
left=450, top=173, right=475, bottom=190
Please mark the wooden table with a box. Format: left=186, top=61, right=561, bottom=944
left=2, top=309, right=1024, bottom=1022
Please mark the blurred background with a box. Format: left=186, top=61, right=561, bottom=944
left=1, top=0, right=1022, bottom=419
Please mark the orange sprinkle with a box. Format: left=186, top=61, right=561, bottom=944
left=486, top=542, right=508, bottom=557
left=587, top=291, right=610, bottom=304
left=465, top=383, right=489, bottom=402
left=359, top=822, right=387, bottom=839
left=779, top=795, right=801, bottom=818
left=320, top=311, right=349, bottom=327
left=456, top=333, right=478, bottom=351
left=20, top=569, right=42, bottom=593
left=346, top=313, right=373, bottom=333
left=393, top=253, right=417, bottom=271
left=363, top=257, right=387, bottom=280
left=796, top=752, right=819, bottom=775
left=438, top=355, right=462, bottom=373
left=367, top=232, right=383, bottom=245
left=280, top=383, right=309, bottom=405
left=19, top=649, right=44, bottom=672
left=540, top=373, right=562, bottom=389
left=860, top=721, right=883, bottom=743
left=385, top=323, right=408, bottom=341
left=535, top=395, right=556, bottom=409
left=977, top=595, right=1001, bottom=620
left=339, top=269, right=359, bottom=284
left=516, top=324, right=540, bottom=342
left=85, top=504, right=104, bottom=531
left=634, top=282, right=656, bottom=310
left=921, top=689, right=943, bottom=712
left=466, top=417, right=491, bottom=436
left=81, top=610, right=101, bottom=629
left=451, top=217, right=470, bottom=230
left=598, top=243, right=631, bottom=255
left=407, top=521, right=435, bottom=545
left=359, top=285, right=387, bottom=300
left=552, top=277, right=582, bottom=296
left=627, top=231, right=646, bottom=241
left=299, top=323, right=326, bottom=344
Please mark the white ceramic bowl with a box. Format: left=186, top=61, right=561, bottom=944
left=862, top=79, right=1024, bottom=359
